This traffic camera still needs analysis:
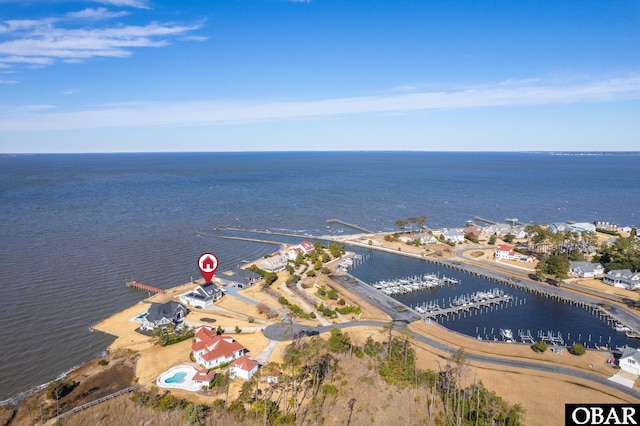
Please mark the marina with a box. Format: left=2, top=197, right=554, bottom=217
left=372, top=273, right=459, bottom=296
left=349, top=247, right=640, bottom=351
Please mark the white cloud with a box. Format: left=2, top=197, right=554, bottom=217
left=1, top=76, right=639, bottom=132
left=0, top=15, right=203, bottom=67
left=66, top=8, right=130, bottom=20
left=0, top=78, right=18, bottom=84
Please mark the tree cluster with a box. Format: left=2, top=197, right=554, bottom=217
left=395, top=216, right=427, bottom=233
left=594, top=236, right=640, bottom=271
left=127, top=327, right=525, bottom=425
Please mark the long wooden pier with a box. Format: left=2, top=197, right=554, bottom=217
left=125, top=280, right=166, bottom=294
left=326, top=219, right=374, bottom=234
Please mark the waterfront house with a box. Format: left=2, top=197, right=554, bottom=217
left=463, top=225, right=485, bottom=240
left=569, top=261, right=605, bottom=278
left=141, top=301, right=188, bottom=331
left=619, top=346, right=640, bottom=376
left=229, top=355, right=260, bottom=380
left=441, top=228, right=465, bottom=244
left=287, top=247, right=304, bottom=260
left=568, top=222, right=597, bottom=234
left=217, top=268, right=261, bottom=288
left=603, top=270, right=640, bottom=290
left=258, top=254, right=288, bottom=273
left=180, top=282, right=223, bottom=308
left=299, top=241, right=316, bottom=254
left=192, top=327, right=248, bottom=369
left=415, top=232, right=438, bottom=245
left=549, top=223, right=568, bottom=234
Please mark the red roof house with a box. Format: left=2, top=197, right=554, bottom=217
left=229, top=355, right=259, bottom=380
left=192, top=327, right=247, bottom=369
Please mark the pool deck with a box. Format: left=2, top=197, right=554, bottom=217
left=156, top=364, right=202, bottom=392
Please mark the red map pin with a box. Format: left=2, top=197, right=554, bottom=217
left=198, top=252, right=218, bottom=283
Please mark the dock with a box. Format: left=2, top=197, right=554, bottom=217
left=326, top=219, right=374, bottom=234
left=372, top=273, right=458, bottom=296
left=125, top=280, right=166, bottom=294
left=419, top=289, right=514, bottom=319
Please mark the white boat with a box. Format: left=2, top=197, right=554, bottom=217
left=500, top=328, right=514, bottom=342
left=614, top=323, right=631, bottom=332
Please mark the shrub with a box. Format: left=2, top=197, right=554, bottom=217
left=532, top=341, right=547, bottom=353
left=278, top=296, right=290, bottom=305
left=570, top=343, right=586, bottom=355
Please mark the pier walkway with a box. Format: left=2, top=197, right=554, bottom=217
left=420, top=294, right=514, bottom=319
left=326, top=219, right=374, bottom=234
left=125, top=280, right=166, bottom=295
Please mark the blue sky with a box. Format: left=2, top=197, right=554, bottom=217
left=0, top=0, right=639, bottom=153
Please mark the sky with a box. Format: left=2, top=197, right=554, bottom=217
left=0, top=0, right=639, bottom=153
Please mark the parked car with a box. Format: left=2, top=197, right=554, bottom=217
left=546, top=278, right=560, bottom=287
left=305, top=329, right=320, bottom=336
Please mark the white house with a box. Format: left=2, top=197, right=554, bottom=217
left=603, top=269, right=640, bottom=290
left=619, top=346, right=640, bottom=375
left=217, top=268, right=261, bottom=288
left=258, top=254, right=288, bottom=272
left=141, top=301, right=188, bottom=331
left=494, top=244, right=534, bottom=263
left=191, top=327, right=248, bottom=369
left=569, top=261, right=605, bottom=278
left=548, top=223, right=568, bottom=234
left=494, top=244, right=516, bottom=260
left=192, top=369, right=216, bottom=388
left=415, top=232, right=438, bottom=245
left=441, top=228, right=465, bottom=244
left=229, top=355, right=259, bottom=380
left=568, top=222, right=597, bottom=234
left=180, top=282, right=223, bottom=308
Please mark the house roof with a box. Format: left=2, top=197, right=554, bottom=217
left=192, top=369, right=216, bottom=382
left=194, top=326, right=217, bottom=341
left=219, top=268, right=261, bottom=284
left=496, top=244, right=513, bottom=252
left=192, top=332, right=246, bottom=362
left=230, top=355, right=259, bottom=372
left=621, top=346, right=640, bottom=363
left=569, top=261, right=603, bottom=274
left=191, top=283, right=222, bottom=300
left=146, top=301, right=186, bottom=323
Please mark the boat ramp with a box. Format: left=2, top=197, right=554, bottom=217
left=372, top=274, right=459, bottom=296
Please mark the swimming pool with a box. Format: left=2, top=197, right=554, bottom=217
left=164, top=371, right=187, bottom=384
left=156, top=365, right=201, bottom=391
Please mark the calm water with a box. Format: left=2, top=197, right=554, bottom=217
left=1, top=151, right=638, bottom=402
left=348, top=250, right=636, bottom=349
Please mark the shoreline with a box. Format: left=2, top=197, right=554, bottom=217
left=4, top=231, right=639, bottom=415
